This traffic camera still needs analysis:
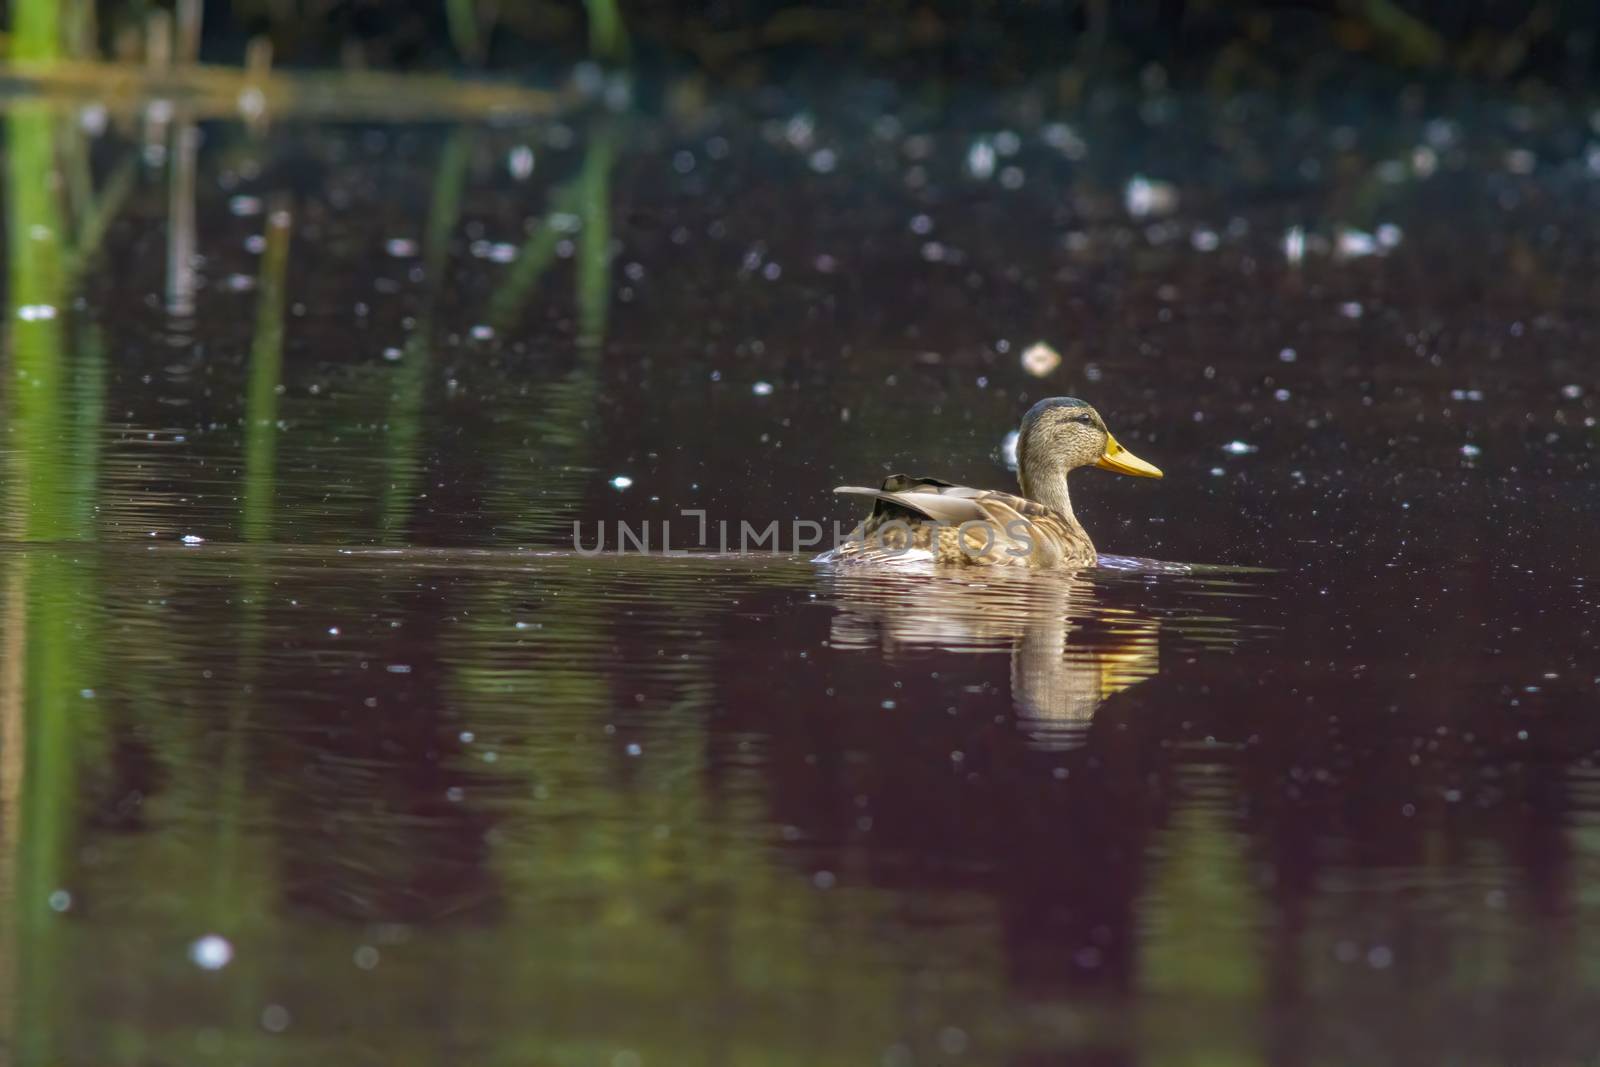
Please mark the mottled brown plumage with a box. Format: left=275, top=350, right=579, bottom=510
left=818, top=398, right=1162, bottom=569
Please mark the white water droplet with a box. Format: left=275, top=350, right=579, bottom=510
left=1020, top=341, right=1062, bottom=378
left=189, top=935, right=234, bottom=970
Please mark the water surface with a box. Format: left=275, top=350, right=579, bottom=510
left=1, top=84, right=1598, bottom=1064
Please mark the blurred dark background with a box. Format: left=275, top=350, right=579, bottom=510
left=20, top=0, right=1600, bottom=90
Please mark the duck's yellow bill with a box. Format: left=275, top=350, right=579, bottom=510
left=1095, top=433, right=1163, bottom=478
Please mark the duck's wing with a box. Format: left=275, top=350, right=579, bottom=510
left=834, top=478, right=990, bottom=525
left=832, top=474, right=966, bottom=523
left=835, top=477, right=1050, bottom=525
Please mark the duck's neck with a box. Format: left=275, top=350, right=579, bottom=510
left=1019, top=465, right=1076, bottom=523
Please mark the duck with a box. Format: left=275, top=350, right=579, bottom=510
left=817, top=397, right=1162, bottom=568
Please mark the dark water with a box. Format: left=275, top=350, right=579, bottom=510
left=1, top=84, right=1598, bottom=1064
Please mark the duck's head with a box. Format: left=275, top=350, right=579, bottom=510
left=1017, top=397, right=1163, bottom=481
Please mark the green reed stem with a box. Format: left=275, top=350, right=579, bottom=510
left=242, top=202, right=291, bottom=543
left=380, top=129, right=472, bottom=541
left=585, top=0, right=630, bottom=62
left=446, top=0, right=483, bottom=65
left=10, top=0, right=60, bottom=60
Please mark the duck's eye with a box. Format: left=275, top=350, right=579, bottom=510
left=1070, top=414, right=1094, bottom=424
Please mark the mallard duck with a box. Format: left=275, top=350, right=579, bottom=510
left=818, top=397, right=1162, bottom=568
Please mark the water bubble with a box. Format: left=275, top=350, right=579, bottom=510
left=625, top=743, right=642, bottom=757
left=354, top=945, right=380, bottom=970
left=181, top=534, right=205, bottom=545
left=384, top=238, right=418, bottom=258
left=17, top=304, right=58, bottom=321
left=260, top=1004, right=291, bottom=1033
left=1335, top=229, right=1377, bottom=258
left=1000, top=430, right=1020, bottom=470
left=1221, top=441, right=1258, bottom=455
left=48, top=889, right=72, bottom=912
left=1042, top=122, right=1087, bottom=159
left=508, top=145, right=535, bottom=180
left=610, top=475, right=634, bottom=490
left=1020, top=341, right=1062, bottom=378
left=751, top=381, right=775, bottom=396
left=1191, top=228, right=1220, bottom=252
left=1279, top=347, right=1298, bottom=363
left=1283, top=226, right=1306, bottom=265
left=966, top=139, right=997, bottom=180
left=1125, top=175, right=1178, bottom=218
left=189, top=935, right=234, bottom=970
left=1561, top=384, right=1583, bottom=399
left=471, top=325, right=494, bottom=341
left=808, top=148, right=838, bottom=174
left=1339, top=301, right=1364, bottom=319
left=237, top=87, right=266, bottom=120
left=1460, top=444, right=1482, bottom=458
left=784, top=113, right=816, bottom=150
left=812, top=870, right=837, bottom=889
left=79, top=103, right=108, bottom=136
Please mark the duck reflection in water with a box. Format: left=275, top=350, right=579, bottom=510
left=822, top=567, right=1160, bottom=749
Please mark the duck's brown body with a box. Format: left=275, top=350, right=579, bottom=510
left=818, top=399, right=1162, bottom=570
left=824, top=474, right=1098, bottom=567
